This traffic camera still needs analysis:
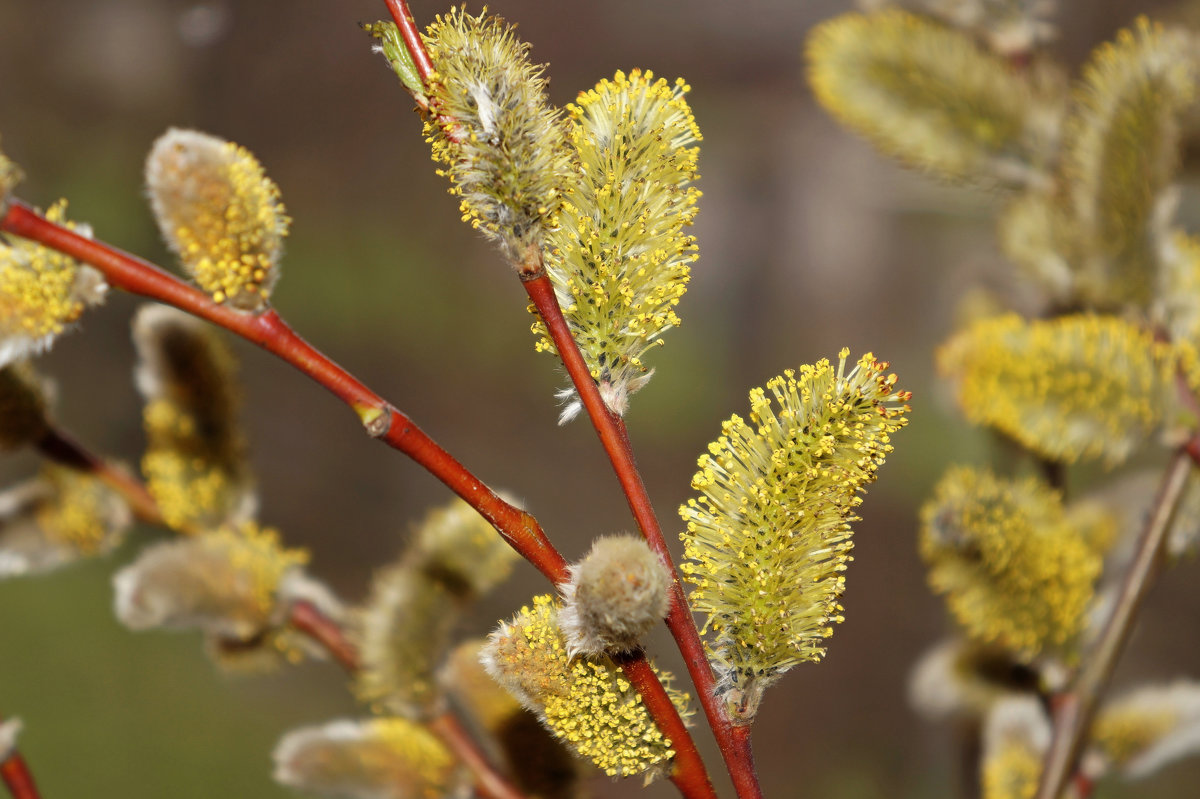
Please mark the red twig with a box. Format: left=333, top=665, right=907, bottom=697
left=523, top=274, right=763, bottom=799
left=1034, top=437, right=1196, bottom=799
left=428, top=713, right=527, bottom=799
left=1, top=199, right=715, bottom=799
left=288, top=600, right=361, bottom=673
left=35, top=427, right=166, bottom=528
left=0, top=717, right=40, bottom=799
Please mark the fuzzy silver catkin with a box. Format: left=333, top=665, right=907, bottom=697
left=558, top=534, right=671, bottom=655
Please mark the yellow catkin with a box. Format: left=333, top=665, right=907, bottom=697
left=272, top=717, right=463, bottom=799
left=679, top=350, right=909, bottom=717
left=920, top=466, right=1101, bottom=661
left=938, top=313, right=1173, bottom=466
left=1091, top=681, right=1200, bottom=778
left=355, top=497, right=518, bottom=716
left=807, top=10, right=1053, bottom=187
left=1064, top=17, right=1195, bottom=308
left=483, top=594, right=691, bottom=779
left=134, top=305, right=250, bottom=531
left=421, top=8, right=574, bottom=269
left=981, top=699, right=1049, bottom=799
left=0, top=201, right=106, bottom=367
left=113, top=521, right=308, bottom=641
left=145, top=129, right=289, bottom=310
left=530, top=68, right=702, bottom=420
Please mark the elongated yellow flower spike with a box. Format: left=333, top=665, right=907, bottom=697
left=272, top=717, right=466, bottom=799
left=422, top=8, right=574, bottom=273
left=679, top=350, right=909, bottom=720
left=133, top=304, right=253, bottom=531
left=145, top=128, right=289, bottom=311
left=482, top=594, right=692, bottom=779
left=1064, top=17, right=1195, bottom=308
left=531, top=68, right=702, bottom=421
left=920, top=466, right=1101, bottom=662
left=807, top=10, right=1058, bottom=187
left=0, top=465, right=131, bottom=578
left=355, top=497, right=518, bottom=717
left=0, top=200, right=107, bottom=368
left=939, top=313, right=1173, bottom=466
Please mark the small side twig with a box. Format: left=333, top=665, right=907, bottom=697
left=1034, top=435, right=1197, bottom=799
left=0, top=717, right=40, bottom=799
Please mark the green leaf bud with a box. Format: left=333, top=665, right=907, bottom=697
left=364, top=21, right=425, bottom=101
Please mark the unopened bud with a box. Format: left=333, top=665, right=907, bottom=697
left=559, top=534, right=670, bottom=656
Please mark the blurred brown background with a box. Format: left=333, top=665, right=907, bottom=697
left=2, top=0, right=1199, bottom=797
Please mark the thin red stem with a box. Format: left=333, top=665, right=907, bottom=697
left=1034, top=438, right=1196, bottom=799
left=428, top=713, right=527, bottom=799
left=384, top=0, right=435, bottom=86
left=0, top=717, right=40, bottom=799
left=35, top=427, right=167, bottom=529
left=288, top=601, right=361, bottom=673
left=524, top=273, right=763, bottom=799
left=1, top=200, right=714, bottom=799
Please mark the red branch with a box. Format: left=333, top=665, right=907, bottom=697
left=523, top=274, right=763, bottom=799
left=0, top=199, right=715, bottom=799
left=1035, top=438, right=1197, bottom=799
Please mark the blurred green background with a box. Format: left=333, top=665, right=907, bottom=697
left=2, top=0, right=1200, bottom=797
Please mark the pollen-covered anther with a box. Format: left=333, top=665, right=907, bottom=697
left=145, top=129, right=289, bottom=312
left=559, top=534, right=671, bottom=656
